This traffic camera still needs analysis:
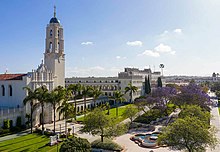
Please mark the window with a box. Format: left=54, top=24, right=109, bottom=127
left=9, top=85, right=12, bottom=96
left=50, top=30, right=52, bottom=36
left=1, top=85, right=5, bottom=96
left=58, top=30, right=59, bottom=37
left=58, top=42, right=59, bottom=50
left=49, top=42, right=52, bottom=51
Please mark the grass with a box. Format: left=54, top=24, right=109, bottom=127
left=76, top=104, right=133, bottom=122
left=0, top=134, right=61, bottom=152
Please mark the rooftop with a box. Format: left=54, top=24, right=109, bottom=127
left=0, top=74, right=27, bottom=80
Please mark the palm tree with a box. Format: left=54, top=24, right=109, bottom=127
left=125, top=83, right=138, bottom=103
left=91, top=86, right=103, bottom=109
left=46, top=86, right=65, bottom=134
left=23, top=87, right=38, bottom=134
left=81, top=85, right=92, bottom=114
left=112, top=90, right=126, bottom=116
left=67, top=84, right=81, bottom=120
left=35, top=85, right=48, bottom=133
left=57, top=100, right=75, bottom=134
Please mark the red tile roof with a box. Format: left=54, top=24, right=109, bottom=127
left=0, top=74, right=27, bottom=80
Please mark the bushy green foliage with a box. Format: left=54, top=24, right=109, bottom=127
left=134, top=109, right=165, bottom=124
left=179, top=105, right=210, bottom=125
left=16, top=116, right=22, bottom=128
left=3, top=119, right=10, bottom=129
left=60, top=136, right=91, bottom=152
left=158, top=116, right=218, bottom=152
left=122, top=105, right=138, bottom=122
left=91, top=139, right=123, bottom=151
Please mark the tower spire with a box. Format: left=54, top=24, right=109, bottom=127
left=54, top=5, right=56, bottom=17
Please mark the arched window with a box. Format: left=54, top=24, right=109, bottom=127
left=58, top=30, right=59, bottom=37
left=49, top=42, right=52, bottom=51
left=9, top=85, right=12, bottom=96
left=50, top=30, right=52, bottom=36
left=1, top=85, right=5, bottom=96
left=58, top=42, right=59, bottom=50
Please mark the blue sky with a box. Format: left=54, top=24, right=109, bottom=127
left=1, top=0, right=220, bottom=77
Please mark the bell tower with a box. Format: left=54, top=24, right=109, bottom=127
left=44, top=6, right=65, bottom=87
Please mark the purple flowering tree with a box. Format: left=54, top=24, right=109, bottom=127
left=134, top=87, right=177, bottom=113
left=173, top=83, right=211, bottom=110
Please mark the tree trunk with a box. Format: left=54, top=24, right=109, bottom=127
left=116, top=102, right=118, bottom=117
left=30, top=105, right=33, bottom=134
left=74, top=100, right=76, bottom=120
left=101, top=135, right=104, bottom=142
left=84, top=96, right=86, bottom=117
left=53, top=105, right=56, bottom=134
left=65, top=118, right=67, bottom=136
left=41, top=104, right=44, bottom=134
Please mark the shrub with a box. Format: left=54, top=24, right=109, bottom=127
left=134, top=109, right=165, bottom=124
left=3, top=119, right=10, bottom=129
left=16, top=116, right=22, bottom=128
left=9, top=120, right=13, bottom=129
left=91, top=139, right=123, bottom=151
left=60, top=136, right=91, bottom=152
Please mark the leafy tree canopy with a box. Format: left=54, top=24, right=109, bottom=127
left=60, top=136, right=91, bottom=152
left=158, top=116, right=218, bottom=152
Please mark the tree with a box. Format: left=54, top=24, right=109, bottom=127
left=35, top=85, right=48, bottom=133
left=122, top=105, right=138, bottom=123
left=112, top=90, right=126, bottom=116
left=81, top=85, right=92, bottom=115
left=46, top=86, right=65, bottom=133
left=158, top=116, right=218, bottom=152
left=60, top=136, right=91, bottom=152
left=57, top=100, right=75, bottom=134
left=173, top=83, right=211, bottom=110
left=144, top=76, right=151, bottom=95
left=147, top=75, right=151, bottom=94
left=157, top=77, right=162, bottom=87
left=179, top=105, right=210, bottom=124
left=23, top=87, right=38, bottom=134
left=67, top=84, right=81, bottom=120
left=215, top=91, right=220, bottom=99
left=125, top=83, right=138, bottom=103
left=91, top=86, right=103, bottom=108
left=82, top=108, right=110, bottom=142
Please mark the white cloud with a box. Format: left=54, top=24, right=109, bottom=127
left=159, top=30, right=169, bottom=37
left=173, top=28, right=182, bottom=34
left=81, top=41, right=93, bottom=45
left=126, top=41, right=143, bottom=47
left=138, top=50, right=160, bottom=57
left=116, top=56, right=127, bottom=59
left=154, top=43, right=175, bottom=55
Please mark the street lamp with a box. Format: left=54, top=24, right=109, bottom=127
left=159, top=64, right=164, bottom=76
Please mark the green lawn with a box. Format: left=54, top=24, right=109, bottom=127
left=0, top=134, right=61, bottom=152
left=77, top=104, right=133, bottom=122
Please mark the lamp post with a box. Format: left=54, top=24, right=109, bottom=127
left=159, top=64, right=164, bottom=76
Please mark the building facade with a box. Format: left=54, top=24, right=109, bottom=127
left=65, top=68, right=161, bottom=102
left=0, top=8, right=65, bottom=126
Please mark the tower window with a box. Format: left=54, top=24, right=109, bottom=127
left=58, top=30, right=59, bottom=37
left=49, top=42, right=52, bottom=51
left=58, top=42, right=60, bottom=50
left=9, top=85, right=12, bottom=96
left=50, top=30, right=52, bottom=36
left=1, top=85, right=5, bottom=96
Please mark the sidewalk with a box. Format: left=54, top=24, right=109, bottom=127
left=0, top=129, right=30, bottom=142
left=207, top=106, right=220, bottom=152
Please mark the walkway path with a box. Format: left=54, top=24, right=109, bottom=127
left=0, top=129, right=30, bottom=142
left=207, top=106, right=220, bottom=152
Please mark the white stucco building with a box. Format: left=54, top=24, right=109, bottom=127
left=65, top=68, right=161, bottom=102
left=0, top=8, right=65, bottom=126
